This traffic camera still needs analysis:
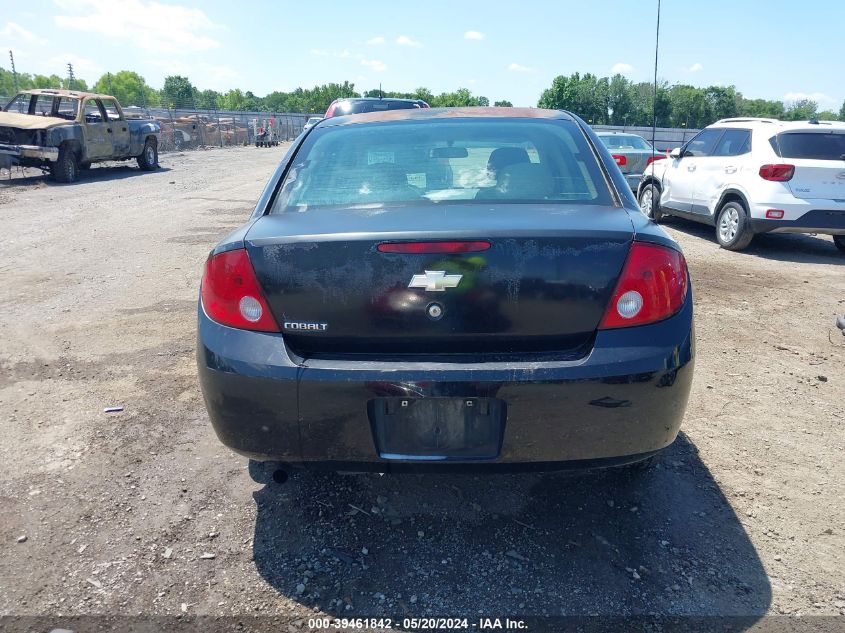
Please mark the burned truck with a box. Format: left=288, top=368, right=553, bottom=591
left=0, top=89, right=161, bottom=183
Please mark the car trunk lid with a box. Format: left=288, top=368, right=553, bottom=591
left=772, top=130, right=845, bottom=200
left=245, top=204, right=634, bottom=358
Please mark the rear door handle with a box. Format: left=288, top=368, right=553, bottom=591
left=724, top=166, right=737, bottom=174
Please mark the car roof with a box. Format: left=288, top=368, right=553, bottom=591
left=712, top=117, right=845, bottom=131
left=596, top=131, right=644, bottom=136
left=14, top=88, right=115, bottom=100
left=331, top=97, right=426, bottom=104
left=320, top=106, right=575, bottom=127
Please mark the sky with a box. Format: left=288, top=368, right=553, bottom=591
left=1, top=0, right=843, bottom=111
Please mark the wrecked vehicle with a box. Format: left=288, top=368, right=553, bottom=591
left=0, top=89, right=161, bottom=183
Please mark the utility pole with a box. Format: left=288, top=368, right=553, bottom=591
left=67, top=62, right=75, bottom=91
left=9, top=50, right=19, bottom=92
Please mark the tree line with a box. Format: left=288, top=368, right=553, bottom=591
left=538, top=72, right=843, bottom=127
left=2, top=66, right=843, bottom=126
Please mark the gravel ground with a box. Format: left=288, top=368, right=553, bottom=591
left=0, top=147, right=843, bottom=630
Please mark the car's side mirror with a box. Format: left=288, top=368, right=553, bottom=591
left=669, top=147, right=682, bottom=159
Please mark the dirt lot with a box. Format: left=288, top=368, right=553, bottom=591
left=1, top=147, right=843, bottom=630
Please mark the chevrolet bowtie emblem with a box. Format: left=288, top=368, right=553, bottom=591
left=408, top=270, right=463, bottom=292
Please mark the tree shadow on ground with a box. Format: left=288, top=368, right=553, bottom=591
left=250, top=433, right=771, bottom=625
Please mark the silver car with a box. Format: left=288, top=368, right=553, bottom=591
left=596, top=132, right=664, bottom=191
left=302, top=116, right=322, bottom=132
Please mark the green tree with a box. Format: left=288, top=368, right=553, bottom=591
left=738, top=98, right=785, bottom=119
left=160, top=75, right=196, bottom=108
left=194, top=88, right=221, bottom=110
left=783, top=98, right=817, bottom=121
left=538, top=74, right=578, bottom=110
left=93, top=71, right=154, bottom=106
left=494, top=99, right=513, bottom=107
left=668, top=85, right=710, bottom=128
left=816, top=110, right=838, bottom=121
left=606, top=74, right=633, bottom=125
left=31, top=74, right=63, bottom=89
left=704, top=85, right=739, bottom=121
left=537, top=72, right=611, bottom=123
left=218, top=88, right=245, bottom=111
left=839, top=99, right=845, bottom=120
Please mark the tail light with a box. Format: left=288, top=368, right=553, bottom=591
left=599, top=242, right=688, bottom=329
left=646, top=155, right=667, bottom=166
left=612, top=154, right=627, bottom=167
left=759, top=164, right=795, bottom=181
left=324, top=104, right=337, bottom=118
left=201, top=249, right=279, bottom=332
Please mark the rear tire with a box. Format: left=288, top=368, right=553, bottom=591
left=51, top=145, right=79, bottom=183
left=716, top=201, right=754, bottom=251
left=638, top=183, right=663, bottom=221
left=137, top=138, right=158, bottom=171
left=833, top=235, right=845, bottom=254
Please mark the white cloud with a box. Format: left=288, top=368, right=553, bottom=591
left=1, top=21, right=46, bottom=44
left=689, top=62, right=703, bottom=72
left=783, top=91, right=837, bottom=107
left=464, top=30, right=484, bottom=40
left=361, top=59, right=387, bottom=72
left=396, top=35, right=422, bottom=47
left=311, top=48, right=356, bottom=60
left=53, top=0, right=220, bottom=54
left=367, top=36, right=385, bottom=45
left=611, top=62, right=634, bottom=75
left=507, top=63, right=533, bottom=73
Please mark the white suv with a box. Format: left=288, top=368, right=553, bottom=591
left=637, top=118, right=845, bottom=252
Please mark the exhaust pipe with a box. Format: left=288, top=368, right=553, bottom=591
left=271, top=468, right=289, bottom=485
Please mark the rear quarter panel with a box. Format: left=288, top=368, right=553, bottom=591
left=128, top=120, right=161, bottom=156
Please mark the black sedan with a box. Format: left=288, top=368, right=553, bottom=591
left=197, top=107, right=694, bottom=475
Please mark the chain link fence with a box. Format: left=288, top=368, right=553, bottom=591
left=2, top=91, right=700, bottom=155
left=122, top=105, right=310, bottom=153
left=1, top=94, right=311, bottom=153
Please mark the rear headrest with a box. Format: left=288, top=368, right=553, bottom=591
left=362, top=162, right=408, bottom=189
left=496, top=162, right=554, bottom=199
left=487, top=147, right=530, bottom=173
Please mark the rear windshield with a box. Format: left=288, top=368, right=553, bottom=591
left=599, top=135, right=651, bottom=150
left=271, top=119, right=612, bottom=212
left=770, top=132, right=845, bottom=160
left=339, top=100, right=424, bottom=115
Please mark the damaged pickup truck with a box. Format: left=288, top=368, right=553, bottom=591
left=0, top=89, right=161, bottom=183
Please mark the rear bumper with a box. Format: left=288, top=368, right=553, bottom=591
left=0, top=143, right=58, bottom=161
left=750, top=208, right=845, bottom=235
left=197, top=297, right=694, bottom=470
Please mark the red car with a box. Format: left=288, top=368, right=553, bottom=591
left=324, top=97, right=429, bottom=118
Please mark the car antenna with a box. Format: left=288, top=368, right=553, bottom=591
left=651, top=0, right=661, bottom=165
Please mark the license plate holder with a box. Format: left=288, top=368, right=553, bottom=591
left=369, top=397, right=505, bottom=460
